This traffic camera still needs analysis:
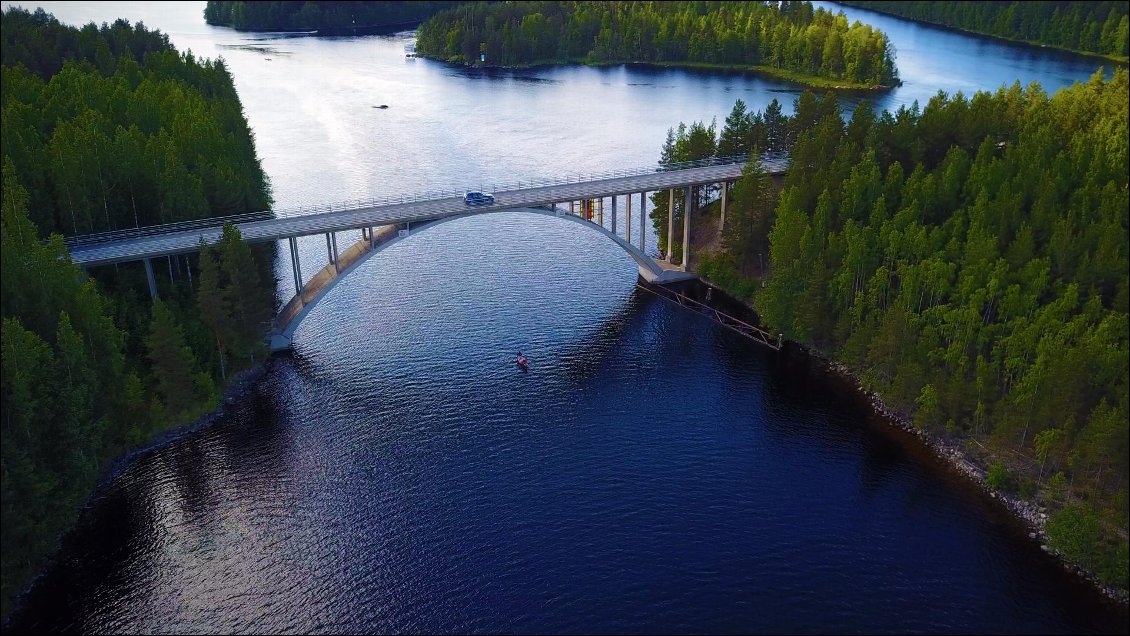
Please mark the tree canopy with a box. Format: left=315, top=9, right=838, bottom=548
left=1, top=7, right=276, bottom=620
left=204, top=1, right=462, bottom=32
left=842, top=1, right=1129, bottom=61
left=417, top=1, right=900, bottom=88
left=664, top=69, right=1129, bottom=591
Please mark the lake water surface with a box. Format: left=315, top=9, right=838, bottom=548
left=3, top=1, right=1127, bottom=633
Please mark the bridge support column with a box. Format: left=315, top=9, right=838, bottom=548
left=570, top=200, right=575, bottom=216
left=143, top=258, right=158, bottom=299
left=682, top=186, right=693, bottom=272
left=326, top=233, right=340, bottom=273
left=611, top=195, right=617, bottom=236
left=598, top=197, right=603, bottom=227
left=288, top=236, right=304, bottom=299
left=626, top=194, right=631, bottom=243
left=369, top=226, right=376, bottom=249
left=667, top=188, right=675, bottom=263
left=640, top=191, right=646, bottom=252
left=720, top=181, right=728, bottom=235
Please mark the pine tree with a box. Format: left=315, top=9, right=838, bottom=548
left=145, top=298, right=203, bottom=419
left=723, top=158, right=775, bottom=272
left=718, top=99, right=753, bottom=158
left=217, top=224, right=271, bottom=366
left=197, top=241, right=231, bottom=380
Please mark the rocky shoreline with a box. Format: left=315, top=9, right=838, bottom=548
left=819, top=353, right=1128, bottom=606
left=100, top=356, right=275, bottom=485
left=686, top=275, right=1127, bottom=606
left=3, top=356, right=276, bottom=628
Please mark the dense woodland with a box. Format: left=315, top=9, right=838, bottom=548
left=653, top=69, right=1129, bottom=590
left=649, top=96, right=791, bottom=262
left=204, top=1, right=462, bottom=32
left=1, top=8, right=275, bottom=619
left=417, top=1, right=900, bottom=88
left=842, top=1, right=1129, bottom=61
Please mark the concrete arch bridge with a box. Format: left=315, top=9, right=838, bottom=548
left=64, top=154, right=788, bottom=352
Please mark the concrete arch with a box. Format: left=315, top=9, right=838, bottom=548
left=270, top=206, right=693, bottom=351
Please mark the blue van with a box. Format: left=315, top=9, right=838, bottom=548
left=463, top=191, right=495, bottom=206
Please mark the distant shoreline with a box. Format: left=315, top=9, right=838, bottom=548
left=417, top=54, right=898, bottom=91
left=834, top=2, right=1129, bottom=66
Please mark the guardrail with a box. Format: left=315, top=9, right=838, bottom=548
left=64, top=210, right=274, bottom=248
left=63, top=151, right=790, bottom=248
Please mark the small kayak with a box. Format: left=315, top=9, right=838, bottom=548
left=517, top=356, right=529, bottom=370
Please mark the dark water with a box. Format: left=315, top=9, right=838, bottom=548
left=9, top=215, right=1127, bottom=634
left=4, top=2, right=1128, bottom=633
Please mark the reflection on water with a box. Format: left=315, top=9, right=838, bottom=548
left=8, top=215, right=1127, bottom=633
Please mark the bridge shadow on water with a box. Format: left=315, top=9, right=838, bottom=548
left=551, top=284, right=657, bottom=387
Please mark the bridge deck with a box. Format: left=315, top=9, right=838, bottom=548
left=66, top=156, right=787, bottom=267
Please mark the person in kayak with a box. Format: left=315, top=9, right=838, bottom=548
left=517, top=351, right=528, bottom=369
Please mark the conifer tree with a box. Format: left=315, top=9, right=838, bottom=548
left=217, top=224, right=271, bottom=366
left=718, top=99, right=754, bottom=158
left=145, top=298, right=203, bottom=420
left=197, top=242, right=231, bottom=380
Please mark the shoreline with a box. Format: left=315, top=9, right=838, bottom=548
left=2, top=356, right=275, bottom=628
left=96, top=357, right=274, bottom=492
left=686, top=275, right=1129, bottom=606
left=833, top=2, right=1129, bottom=67
left=819, top=352, right=1129, bottom=606
left=417, top=54, right=896, bottom=91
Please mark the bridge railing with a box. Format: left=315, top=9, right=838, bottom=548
left=64, top=151, right=790, bottom=248
left=63, top=210, right=275, bottom=248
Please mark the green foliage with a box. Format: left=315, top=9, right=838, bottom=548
left=697, top=252, right=760, bottom=302
left=986, top=461, right=1016, bottom=493
left=1, top=9, right=276, bottom=620
left=146, top=299, right=214, bottom=420
left=650, top=119, right=718, bottom=256
left=1, top=158, right=127, bottom=618
left=660, top=68, right=1128, bottom=589
left=842, top=1, right=1129, bottom=60
left=215, top=225, right=273, bottom=367
left=2, top=6, right=272, bottom=236
left=1047, top=505, right=1130, bottom=589
left=416, top=1, right=900, bottom=87
left=204, top=1, right=460, bottom=32
left=197, top=241, right=232, bottom=379
left=723, top=160, right=776, bottom=272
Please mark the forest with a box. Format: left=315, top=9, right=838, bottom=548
left=1, top=8, right=275, bottom=619
left=652, top=69, right=1129, bottom=591
left=416, top=1, right=901, bottom=88
left=204, top=1, right=462, bottom=32
left=842, top=1, right=1129, bottom=61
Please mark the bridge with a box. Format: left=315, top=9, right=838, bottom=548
left=65, top=153, right=788, bottom=352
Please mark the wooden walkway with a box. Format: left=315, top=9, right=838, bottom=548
left=637, top=282, right=782, bottom=350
